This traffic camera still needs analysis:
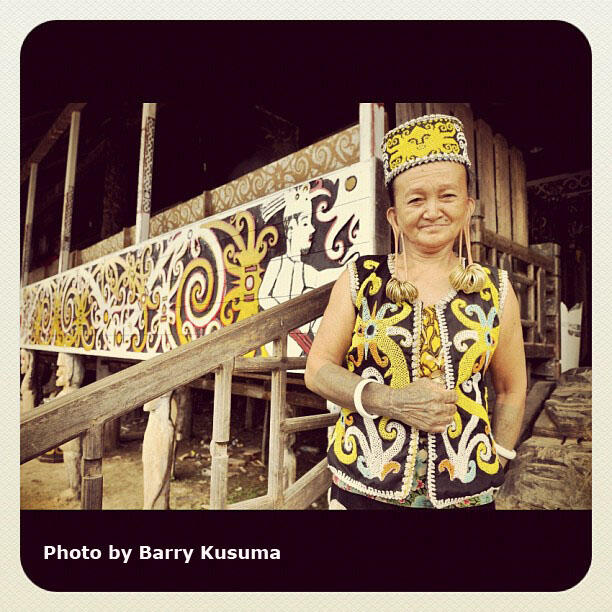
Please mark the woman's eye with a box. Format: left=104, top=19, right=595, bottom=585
left=407, top=198, right=422, bottom=205
left=441, top=193, right=456, bottom=199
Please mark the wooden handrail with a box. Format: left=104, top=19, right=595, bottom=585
left=20, top=282, right=333, bottom=464
left=480, top=228, right=555, bottom=272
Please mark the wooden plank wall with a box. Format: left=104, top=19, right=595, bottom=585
left=393, top=102, right=529, bottom=246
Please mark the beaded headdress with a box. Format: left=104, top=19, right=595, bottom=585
left=381, top=114, right=471, bottom=186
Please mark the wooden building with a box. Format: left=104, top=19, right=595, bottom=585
left=19, top=101, right=590, bottom=510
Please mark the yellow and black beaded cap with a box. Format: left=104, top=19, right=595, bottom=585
left=381, top=114, right=471, bottom=186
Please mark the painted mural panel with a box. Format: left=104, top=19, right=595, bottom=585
left=20, top=160, right=374, bottom=360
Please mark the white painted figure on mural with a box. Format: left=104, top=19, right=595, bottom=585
left=56, top=352, right=85, bottom=500
left=258, top=184, right=340, bottom=355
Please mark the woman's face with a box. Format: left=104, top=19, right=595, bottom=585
left=387, top=161, right=474, bottom=253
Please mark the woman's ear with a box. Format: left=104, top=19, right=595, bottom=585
left=467, top=197, right=476, bottom=216
left=386, top=206, right=398, bottom=231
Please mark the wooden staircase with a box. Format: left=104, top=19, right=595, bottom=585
left=21, top=283, right=335, bottom=510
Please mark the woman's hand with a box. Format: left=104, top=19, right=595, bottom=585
left=378, top=378, right=458, bottom=433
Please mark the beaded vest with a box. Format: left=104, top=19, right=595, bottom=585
left=327, top=254, right=509, bottom=508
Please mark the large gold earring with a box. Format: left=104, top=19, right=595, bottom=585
left=449, top=217, right=486, bottom=293
left=386, top=226, right=418, bottom=304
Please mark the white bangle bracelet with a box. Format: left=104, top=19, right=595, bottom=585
left=495, top=443, right=517, bottom=461
left=353, top=378, right=380, bottom=419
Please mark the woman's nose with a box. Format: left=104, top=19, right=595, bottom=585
left=422, top=197, right=441, bottom=218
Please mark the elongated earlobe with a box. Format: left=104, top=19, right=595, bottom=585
left=385, top=223, right=418, bottom=304
left=449, top=220, right=486, bottom=293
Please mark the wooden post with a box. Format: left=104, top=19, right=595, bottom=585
left=532, top=243, right=561, bottom=380
left=451, top=104, right=476, bottom=196
left=96, top=359, right=120, bottom=452
left=173, top=386, right=192, bottom=442
left=527, top=263, right=536, bottom=344
left=135, top=103, right=157, bottom=243
left=170, top=386, right=192, bottom=480
left=475, top=119, right=497, bottom=234
left=494, top=133, right=512, bottom=240
left=395, top=103, right=425, bottom=125
left=20, top=349, right=36, bottom=413
left=210, top=360, right=234, bottom=510
left=267, top=336, right=288, bottom=508
left=82, top=422, right=104, bottom=510
left=142, top=391, right=174, bottom=509
left=536, top=267, right=547, bottom=343
left=510, top=146, right=529, bottom=246
left=261, top=399, right=270, bottom=465
left=58, top=111, right=81, bottom=273
left=58, top=353, right=85, bottom=500
left=244, top=396, right=254, bottom=429
left=490, top=246, right=498, bottom=268
left=283, top=403, right=297, bottom=489
left=430, top=102, right=452, bottom=115
left=21, top=162, right=38, bottom=286
left=470, top=199, right=485, bottom=263
left=359, top=103, right=385, bottom=162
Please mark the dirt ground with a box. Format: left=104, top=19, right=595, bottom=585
left=21, top=392, right=330, bottom=510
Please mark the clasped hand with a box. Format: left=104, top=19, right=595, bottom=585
left=385, top=378, right=458, bottom=433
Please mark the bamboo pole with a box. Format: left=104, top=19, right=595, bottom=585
left=135, top=103, right=157, bottom=243
left=58, top=111, right=81, bottom=272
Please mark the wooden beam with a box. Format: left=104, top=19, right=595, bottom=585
left=481, top=229, right=555, bottom=272
left=282, top=458, right=332, bottom=510
left=233, top=356, right=307, bottom=372
left=20, top=103, right=87, bottom=184
left=524, top=343, right=555, bottom=359
left=21, top=281, right=333, bottom=464
left=135, top=103, right=157, bottom=243
left=21, top=162, right=38, bottom=286
left=189, top=378, right=325, bottom=410
left=58, top=111, right=81, bottom=273
left=227, top=494, right=273, bottom=510
left=281, top=412, right=338, bottom=434
left=510, top=271, right=535, bottom=286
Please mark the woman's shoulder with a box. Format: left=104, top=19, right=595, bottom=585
left=350, top=253, right=390, bottom=270
left=475, top=261, right=507, bottom=287
left=345, top=254, right=390, bottom=306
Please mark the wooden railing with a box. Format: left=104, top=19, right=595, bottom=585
left=20, top=283, right=334, bottom=510
left=472, top=219, right=560, bottom=382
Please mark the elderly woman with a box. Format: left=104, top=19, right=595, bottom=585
left=305, top=114, right=526, bottom=510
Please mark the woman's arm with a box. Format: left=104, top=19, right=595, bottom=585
left=305, top=268, right=457, bottom=432
left=489, top=280, right=528, bottom=466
